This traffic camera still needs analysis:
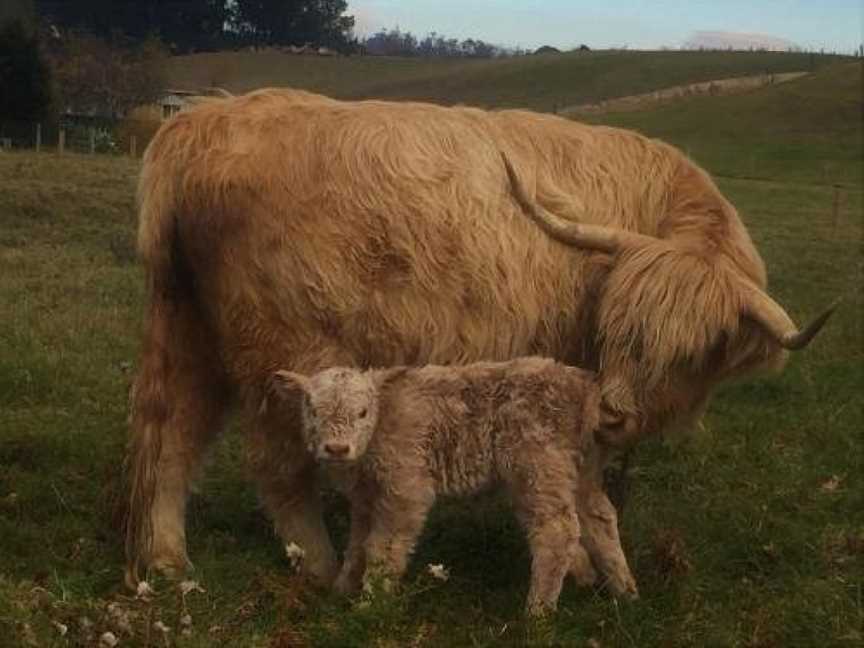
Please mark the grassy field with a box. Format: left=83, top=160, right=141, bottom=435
left=167, top=49, right=846, bottom=113
left=580, top=62, right=864, bottom=188
left=1, top=60, right=862, bottom=647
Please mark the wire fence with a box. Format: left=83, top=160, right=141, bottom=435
left=0, top=118, right=160, bottom=157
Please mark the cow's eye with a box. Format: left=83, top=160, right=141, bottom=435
left=358, top=408, right=367, bottom=419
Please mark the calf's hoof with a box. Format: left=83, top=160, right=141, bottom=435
left=606, top=573, right=639, bottom=600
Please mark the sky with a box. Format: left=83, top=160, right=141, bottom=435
left=348, top=1, right=863, bottom=53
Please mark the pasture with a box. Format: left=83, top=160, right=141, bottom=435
left=167, top=49, right=839, bottom=113
left=0, top=60, right=862, bottom=647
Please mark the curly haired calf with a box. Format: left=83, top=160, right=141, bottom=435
left=271, top=357, right=638, bottom=615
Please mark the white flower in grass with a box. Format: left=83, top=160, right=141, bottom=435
left=135, top=581, right=154, bottom=598
left=52, top=621, right=68, bottom=636
left=179, top=580, right=205, bottom=596
left=100, top=631, right=119, bottom=646
left=284, top=542, right=306, bottom=569
left=426, top=563, right=450, bottom=581
left=153, top=620, right=171, bottom=633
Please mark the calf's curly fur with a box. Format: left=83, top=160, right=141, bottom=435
left=273, top=357, right=638, bottom=614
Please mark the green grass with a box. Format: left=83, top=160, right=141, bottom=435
left=580, top=61, right=864, bottom=188
left=1, top=61, right=862, bottom=647
left=168, top=49, right=847, bottom=112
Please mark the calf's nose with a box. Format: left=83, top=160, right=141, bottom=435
left=324, top=442, right=351, bottom=458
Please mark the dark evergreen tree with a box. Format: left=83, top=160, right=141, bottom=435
left=36, top=1, right=356, bottom=53
left=0, top=18, right=53, bottom=121
left=230, top=0, right=355, bottom=50
left=36, top=1, right=230, bottom=52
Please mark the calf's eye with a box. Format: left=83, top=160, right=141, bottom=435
left=358, top=408, right=367, bottom=419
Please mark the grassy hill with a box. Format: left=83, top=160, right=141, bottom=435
left=167, top=49, right=844, bottom=113
left=583, top=61, right=864, bottom=187
left=1, top=55, right=861, bottom=647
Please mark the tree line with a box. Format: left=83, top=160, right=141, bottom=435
left=3, top=1, right=533, bottom=126
left=361, top=28, right=526, bottom=58
left=36, top=1, right=356, bottom=53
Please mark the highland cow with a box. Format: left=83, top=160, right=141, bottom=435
left=123, top=88, right=834, bottom=588
left=271, top=357, right=638, bottom=614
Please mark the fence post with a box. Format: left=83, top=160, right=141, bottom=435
left=89, top=127, right=96, bottom=154
left=58, top=129, right=65, bottom=154
left=130, top=135, right=137, bottom=158
left=35, top=123, right=41, bottom=152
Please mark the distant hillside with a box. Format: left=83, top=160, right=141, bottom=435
left=583, top=62, right=863, bottom=187
left=165, top=49, right=845, bottom=113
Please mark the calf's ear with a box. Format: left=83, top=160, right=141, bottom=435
left=271, top=370, right=310, bottom=399
left=261, top=370, right=312, bottom=415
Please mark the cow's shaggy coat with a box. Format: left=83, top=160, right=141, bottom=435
left=123, top=87, right=832, bottom=586
left=273, top=357, right=638, bottom=614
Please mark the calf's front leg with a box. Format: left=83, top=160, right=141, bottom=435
left=576, top=487, right=638, bottom=599
left=361, top=487, right=435, bottom=594
left=334, top=489, right=374, bottom=595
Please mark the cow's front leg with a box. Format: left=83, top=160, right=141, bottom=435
left=249, top=407, right=338, bottom=587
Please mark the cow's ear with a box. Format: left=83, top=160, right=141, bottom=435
left=271, top=370, right=310, bottom=400
left=595, top=401, right=640, bottom=448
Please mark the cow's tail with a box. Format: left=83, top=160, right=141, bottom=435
left=119, top=131, right=228, bottom=587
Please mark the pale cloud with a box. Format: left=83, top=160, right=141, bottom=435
left=348, top=2, right=380, bottom=37
left=683, top=31, right=799, bottom=52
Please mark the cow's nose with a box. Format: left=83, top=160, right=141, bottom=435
left=324, top=442, right=350, bottom=457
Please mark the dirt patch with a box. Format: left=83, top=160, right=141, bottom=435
left=560, top=71, right=808, bottom=116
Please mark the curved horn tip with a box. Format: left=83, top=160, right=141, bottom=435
left=783, top=297, right=842, bottom=350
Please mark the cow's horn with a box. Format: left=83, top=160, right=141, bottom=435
left=501, top=152, right=655, bottom=253
left=744, top=286, right=840, bottom=350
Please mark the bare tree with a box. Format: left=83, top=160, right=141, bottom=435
left=49, top=31, right=167, bottom=117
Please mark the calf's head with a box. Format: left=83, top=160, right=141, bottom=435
left=272, top=368, right=380, bottom=462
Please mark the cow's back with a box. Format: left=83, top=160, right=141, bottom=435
left=140, top=91, right=596, bottom=394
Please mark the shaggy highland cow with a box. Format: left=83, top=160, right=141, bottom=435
left=271, top=357, right=638, bottom=614
left=123, top=88, right=834, bottom=588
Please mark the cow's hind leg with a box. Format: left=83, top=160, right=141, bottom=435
left=123, top=299, right=228, bottom=588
